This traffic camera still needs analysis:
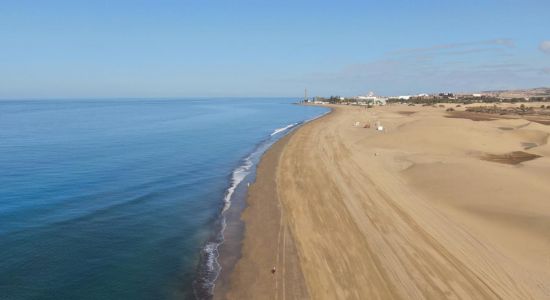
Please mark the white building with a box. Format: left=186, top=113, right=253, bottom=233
left=355, top=91, right=388, bottom=105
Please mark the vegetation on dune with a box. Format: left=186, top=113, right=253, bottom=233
left=463, top=104, right=550, bottom=116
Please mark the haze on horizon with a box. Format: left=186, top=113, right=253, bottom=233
left=1, top=0, right=549, bottom=99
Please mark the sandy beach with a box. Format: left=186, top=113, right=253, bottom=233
left=221, top=103, right=550, bottom=299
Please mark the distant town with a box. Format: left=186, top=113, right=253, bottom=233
left=305, top=87, right=550, bottom=106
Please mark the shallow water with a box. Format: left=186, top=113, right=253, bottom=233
left=0, top=98, right=327, bottom=299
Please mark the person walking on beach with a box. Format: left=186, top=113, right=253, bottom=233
left=271, top=266, right=276, bottom=275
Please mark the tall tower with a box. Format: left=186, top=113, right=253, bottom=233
left=304, top=88, right=308, bottom=102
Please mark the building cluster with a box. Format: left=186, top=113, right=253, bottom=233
left=304, top=91, right=389, bottom=106
left=303, top=89, right=550, bottom=106
left=353, top=92, right=388, bottom=105
left=395, top=92, right=550, bottom=103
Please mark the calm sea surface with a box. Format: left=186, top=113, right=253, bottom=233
left=0, top=98, right=327, bottom=299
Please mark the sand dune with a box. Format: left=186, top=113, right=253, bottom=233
left=223, top=104, right=550, bottom=299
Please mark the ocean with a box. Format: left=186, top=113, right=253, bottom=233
left=0, top=98, right=328, bottom=300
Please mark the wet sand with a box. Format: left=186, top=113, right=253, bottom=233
left=221, top=103, right=550, bottom=299
left=218, top=131, right=309, bottom=300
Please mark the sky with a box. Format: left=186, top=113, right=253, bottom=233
left=1, top=0, right=549, bottom=98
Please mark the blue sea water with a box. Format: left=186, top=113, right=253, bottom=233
left=0, top=98, right=327, bottom=300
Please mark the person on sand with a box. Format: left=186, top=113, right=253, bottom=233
left=271, top=266, right=276, bottom=275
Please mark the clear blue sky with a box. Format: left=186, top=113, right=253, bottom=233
left=1, top=0, right=549, bottom=98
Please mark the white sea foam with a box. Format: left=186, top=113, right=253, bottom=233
left=195, top=153, right=255, bottom=298
left=270, top=122, right=298, bottom=136
left=222, top=156, right=253, bottom=212
left=194, top=110, right=330, bottom=299
left=203, top=242, right=218, bottom=272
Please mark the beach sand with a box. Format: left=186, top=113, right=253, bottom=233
left=217, top=131, right=309, bottom=300
left=221, top=104, right=550, bottom=299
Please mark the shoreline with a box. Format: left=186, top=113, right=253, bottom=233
left=194, top=119, right=312, bottom=299
left=216, top=107, right=332, bottom=300
left=219, top=103, right=550, bottom=299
